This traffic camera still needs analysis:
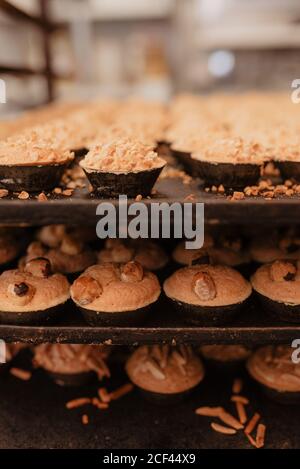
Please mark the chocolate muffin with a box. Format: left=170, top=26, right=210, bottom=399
left=97, top=239, right=169, bottom=277
left=21, top=235, right=96, bottom=281
left=247, top=345, right=300, bottom=404
left=126, top=345, right=205, bottom=403
left=0, top=258, right=70, bottom=325
left=200, top=344, right=251, bottom=375
left=33, top=344, right=111, bottom=386
left=80, top=138, right=166, bottom=197
left=164, top=263, right=252, bottom=326
left=0, top=131, right=74, bottom=192
left=191, top=137, right=267, bottom=188
left=251, top=260, right=300, bottom=323
left=71, top=261, right=161, bottom=326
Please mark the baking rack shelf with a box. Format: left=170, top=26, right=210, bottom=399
left=1, top=178, right=300, bottom=225
left=1, top=355, right=299, bottom=449
left=1, top=303, right=299, bottom=345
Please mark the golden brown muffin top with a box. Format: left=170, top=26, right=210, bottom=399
left=247, top=345, right=300, bottom=392
left=251, top=260, right=300, bottom=304
left=98, top=239, right=168, bottom=271
left=164, top=264, right=251, bottom=307
left=0, top=258, right=70, bottom=312
left=33, top=343, right=110, bottom=378
left=126, top=345, right=204, bottom=394
left=71, top=261, right=161, bottom=312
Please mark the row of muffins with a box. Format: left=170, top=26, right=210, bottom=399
left=4, top=342, right=300, bottom=406
left=1, top=233, right=300, bottom=326
left=1, top=93, right=300, bottom=196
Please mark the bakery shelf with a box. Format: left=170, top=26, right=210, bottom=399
left=1, top=302, right=299, bottom=346
left=1, top=355, right=299, bottom=449
left=1, top=177, right=300, bottom=225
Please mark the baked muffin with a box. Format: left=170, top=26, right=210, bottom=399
left=71, top=261, right=161, bottom=326
left=20, top=235, right=96, bottom=281
left=33, top=343, right=110, bottom=386
left=126, top=345, right=205, bottom=403
left=191, top=137, right=268, bottom=188
left=0, top=131, right=74, bottom=192
left=36, top=225, right=97, bottom=248
left=80, top=138, right=166, bottom=197
left=251, top=260, right=300, bottom=323
left=247, top=345, right=300, bottom=404
left=0, top=258, right=70, bottom=325
left=250, top=232, right=300, bottom=264
left=200, top=344, right=251, bottom=374
left=209, top=235, right=252, bottom=277
left=172, top=234, right=214, bottom=267
left=164, top=263, right=252, bottom=326
left=0, top=228, right=24, bottom=270
left=97, top=239, right=169, bottom=277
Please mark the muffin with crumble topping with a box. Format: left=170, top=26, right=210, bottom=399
left=80, top=138, right=166, bottom=197
left=71, top=261, right=161, bottom=326
left=0, top=131, right=74, bottom=192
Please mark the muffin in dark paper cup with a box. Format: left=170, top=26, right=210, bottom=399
left=191, top=137, right=267, bottom=188
left=126, top=345, right=205, bottom=404
left=250, top=229, right=300, bottom=265
left=247, top=345, right=300, bottom=404
left=0, top=258, right=70, bottom=325
left=251, top=260, right=300, bottom=323
left=0, top=133, right=74, bottom=192
left=209, top=235, right=252, bottom=278
left=71, top=261, right=161, bottom=326
left=97, top=239, right=169, bottom=280
left=163, top=261, right=252, bottom=326
left=80, top=138, right=166, bottom=198
left=199, top=344, right=251, bottom=375
left=20, top=234, right=96, bottom=282
left=33, top=344, right=111, bottom=387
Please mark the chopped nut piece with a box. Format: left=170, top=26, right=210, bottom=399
left=98, top=387, right=111, bottom=403
left=195, top=406, right=224, bottom=417
left=53, top=187, right=62, bottom=194
left=109, top=383, right=134, bottom=401
left=270, top=260, right=296, bottom=282
left=135, top=194, right=142, bottom=202
left=211, top=185, right=218, bottom=193
left=66, top=398, right=92, bottom=409
left=192, top=272, right=216, bottom=301
left=219, top=409, right=244, bottom=430
left=230, top=395, right=249, bottom=405
left=9, top=367, right=31, bottom=381
left=231, top=191, right=245, bottom=201
left=37, top=192, right=48, bottom=202
left=236, top=402, right=247, bottom=424
left=120, top=261, right=143, bottom=283
left=246, top=432, right=258, bottom=448
left=218, top=184, right=225, bottom=193
left=0, top=189, right=8, bottom=198
left=72, top=276, right=103, bottom=305
left=256, top=423, right=266, bottom=448
left=232, top=378, right=243, bottom=394
left=211, top=422, right=237, bottom=435
left=62, top=189, right=73, bottom=197
left=244, top=412, right=260, bottom=435
left=82, top=414, right=89, bottom=425
left=18, top=191, right=29, bottom=200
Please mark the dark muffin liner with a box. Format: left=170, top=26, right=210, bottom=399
left=167, top=297, right=248, bottom=326
left=79, top=302, right=155, bottom=327
left=0, top=303, right=64, bottom=325
left=192, top=160, right=261, bottom=188
left=0, top=163, right=67, bottom=193
left=255, top=381, right=300, bottom=405
left=172, top=150, right=197, bottom=176
left=46, top=370, right=95, bottom=387
left=138, top=385, right=198, bottom=405
left=83, top=167, right=163, bottom=198
left=255, top=292, right=300, bottom=324
left=277, top=161, right=300, bottom=182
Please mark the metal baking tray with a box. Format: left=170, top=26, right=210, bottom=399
left=1, top=177, right=300, bottom=225
left=1, top=301, right=299, bottom=346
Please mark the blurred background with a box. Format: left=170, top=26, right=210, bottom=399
left=1, top=0, right=300, bottom=114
